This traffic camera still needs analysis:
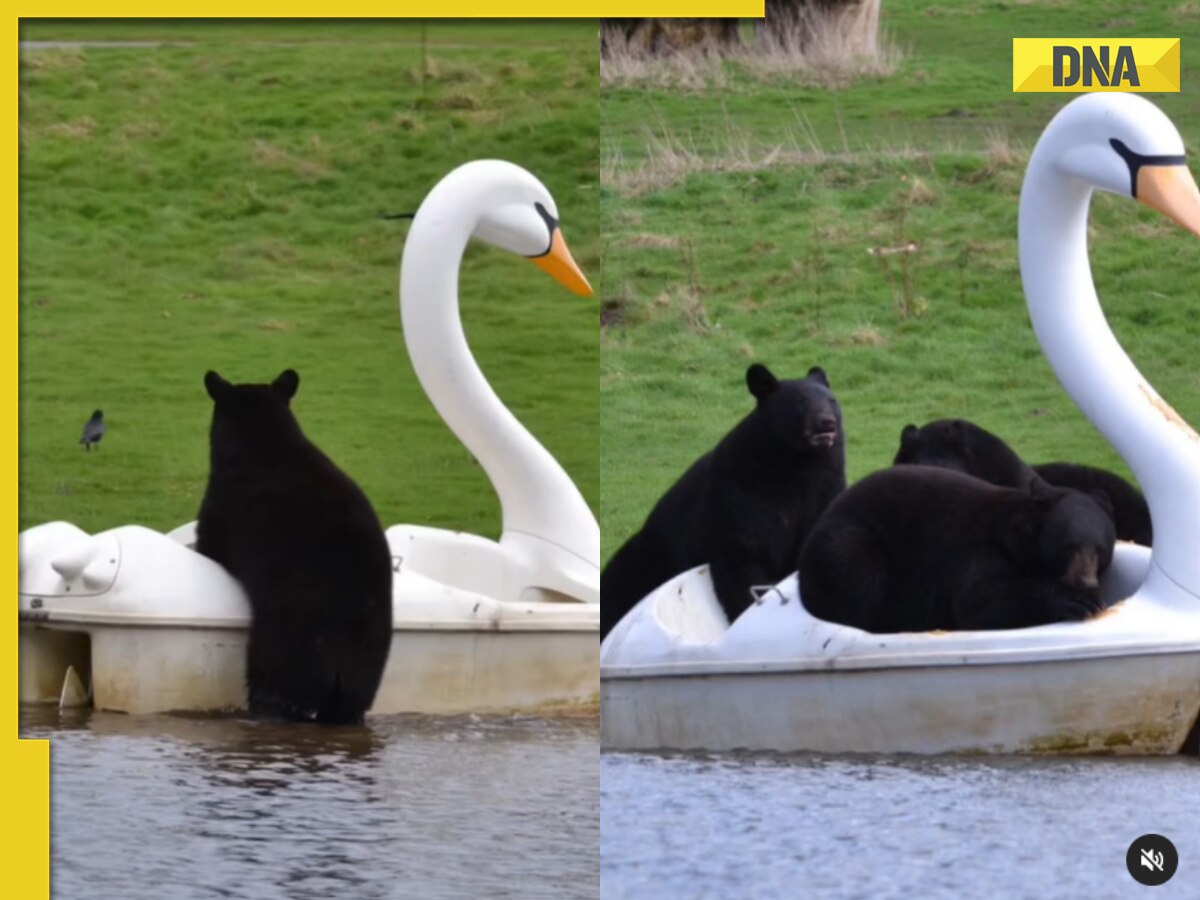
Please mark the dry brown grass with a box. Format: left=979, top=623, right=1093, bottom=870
left=1172, top=1, right=1200, bottom=21
left=983, top=129, right=1028, bottom=172
left=19, top=49, right=86, bottom=72
left=250, top=136, right=330, bottom=179
left=849, top=323, right=886, bottom=347
left=1131, top=218, right=1177, bottom=240
left=44, top=116, right=97, bottom=140
left=656, top=285, right=713, bottom=334
left=600, top=30, right=727, bottom=91
left=602, top=118, right=936, bottom=197
left=903, top=175, right=937, bottom=205
left=116, top=119, right=162, bottom=142
left=424, top=92, right=482, bottom=111
left=600, top=4, right=901, bottom=91
left=602, top=112, right=1035, bottom=200
left=602, top=241, right=717, bottom=335
left=624, top=232, right=681, bottom=249
left=745, top=1, right=901, bottom=88
left=604, top=122, right=795, bottom=196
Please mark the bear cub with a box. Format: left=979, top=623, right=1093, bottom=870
left=799, top=466, right=1117, bottom=632
left=894, top=418, right=1151, bottom=545
left=602, top=363, right=846, bottom=637
left=196, top=370, right=393, bottom=724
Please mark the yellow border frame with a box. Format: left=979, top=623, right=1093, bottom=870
left=10, top=16, right=49, bottom=898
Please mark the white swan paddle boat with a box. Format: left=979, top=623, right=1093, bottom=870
left=19, top=160, right=601, bottom=717
left=601, top=94, right=1200, bottom=755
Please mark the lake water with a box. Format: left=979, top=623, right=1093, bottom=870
left=22, top=706, right=1199, bottom=899
left=20, top=707, right=598, bottom=899
left=601, top=751, right=1198, bottom=899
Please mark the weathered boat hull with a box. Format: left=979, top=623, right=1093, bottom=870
left=602, top=651, right=1200, bottom=754
left=20, top=622, right=599, bottom=716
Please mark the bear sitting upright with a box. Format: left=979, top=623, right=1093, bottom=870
left=894, top=418, right=1151, bottom=545
left=798, top=466, right=1116, bottom=632
left=196, top=370, right=393, bottom=724
left=602, top=364, right=846, bottom=637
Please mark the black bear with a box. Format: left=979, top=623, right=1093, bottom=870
left=602, top=364, right=845, bottom=637
left=798, top=466, right=1117, bottom=632
left=894, top=419, right=1040, bottom=489
left=1031, top=461, right=1151, bottom=547
left=196, top=370, right=393, bottom=724
left=894, top=418, right=1151, bottom=545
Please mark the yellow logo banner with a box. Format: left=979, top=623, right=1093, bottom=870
left=1013, top=38, right=1180, bottom=93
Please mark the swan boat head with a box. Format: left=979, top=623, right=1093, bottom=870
left=469, top=173, right=592, bottom=297
left=399, top=160, right=599, bottom=603
left=1019, top=93, right=1200, bottom=605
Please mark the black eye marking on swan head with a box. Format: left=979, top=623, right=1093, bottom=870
left=531, top=202, right=559, bottom=258
left=1110, top=138, right=1187, bottom=198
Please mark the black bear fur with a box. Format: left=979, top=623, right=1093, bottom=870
left=602, top=364, right=845, bottom=637
left=799, top=465, right=1117, bottom=633
left=196, top=370, right=393, bottom=724
left=894, top=418, right=1151, bottom=545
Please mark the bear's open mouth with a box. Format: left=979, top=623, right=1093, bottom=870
left=808, top=428, right=839, bottom=447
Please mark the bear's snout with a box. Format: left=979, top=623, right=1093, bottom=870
left=814, top=413, right=838, bottom=433
left=806, top=412, right=839, bottom=447
left=1062, top=546, right=1101, bottom=589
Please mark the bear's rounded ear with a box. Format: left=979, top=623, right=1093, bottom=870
left=900, top=424, right=919, bottom=446
left=204, top=371, right=232, bottom=402
left=272, top=369, right=300, bottom=401
left=746, top=364, right=779, bottom=400
left=806, top=366, right=830, bottom=388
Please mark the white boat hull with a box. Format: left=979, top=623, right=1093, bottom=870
left=603, top=651, right=1200, bottom=755
left=21, top=622, right=598, bottom=716
left=600, top=548, right=1200, bottom=754
left=19, top=522, right=598, bottom=717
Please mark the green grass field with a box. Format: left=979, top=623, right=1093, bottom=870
left=601, top=1, right=1200, bottom=560
left=19, top=19, right=598, bottom=536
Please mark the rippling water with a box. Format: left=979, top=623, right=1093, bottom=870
left=601, top=751, right=1198, bottom=899
left=21, top=707, right=598, bottom=899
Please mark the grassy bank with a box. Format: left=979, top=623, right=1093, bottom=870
left=601, top=0, right=1200, bottom=559
left=19, top=19, right=598, bottom=536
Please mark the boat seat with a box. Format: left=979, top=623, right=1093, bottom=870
left=650, top=565, right=729, bottom=643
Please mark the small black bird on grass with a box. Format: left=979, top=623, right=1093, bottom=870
left=80, top=410, right=106, bottom=452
